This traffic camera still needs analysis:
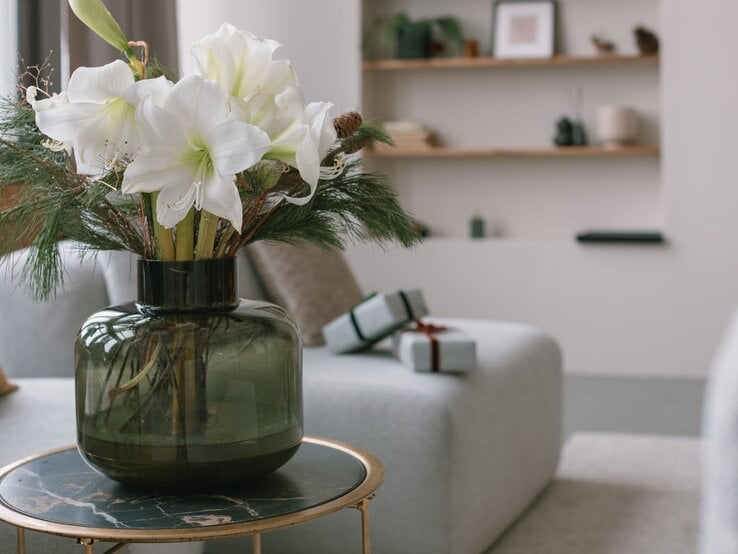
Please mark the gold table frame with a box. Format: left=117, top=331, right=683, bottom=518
left=0, top=436, right=384, bottom=554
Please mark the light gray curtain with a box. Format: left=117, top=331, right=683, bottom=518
left=17, top=0, right=62, bottom=92
left=67, top=0, right=178, bottom=76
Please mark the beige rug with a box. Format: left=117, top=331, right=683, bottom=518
left=488, top=433, right=701, bottom=554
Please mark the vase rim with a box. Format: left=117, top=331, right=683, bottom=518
left=137, top=257, right=239, bottom=312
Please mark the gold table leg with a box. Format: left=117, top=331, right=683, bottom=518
left=252, top=532, right=262, bottom=554
left=16, top=527, right=25, bottom=554
left=77, top=537, right=95, bottom=553
left=356, top=498, right=372, bottom=554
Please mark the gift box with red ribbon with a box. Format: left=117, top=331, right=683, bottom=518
left=394, top=321, right=476, bottom=373
left=322, top=289, right=429, bottom=353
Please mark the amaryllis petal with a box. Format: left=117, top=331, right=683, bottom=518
left=73, top=108, right=124, bottom=174
left=122, top=155, right=187, bottom=194
left=135, top=95, right=189, bottom=153
left=67, top=60, right=134, bottom=103
left=260, top=60, right=297, bottom=96
left=122, top=76, right=173, bottom=106
left=165, top=75, right=229, bottom=136
left=294, top=133, right=320, bottom=192
left=157, top=183, right=198, bottom=228
left=206, top=120, right=270, bottom=175
left=201, top=172, right=243, bottom=231
left=306, top=101, right=337, bottom=158
left=26, top=87, right=69, bottom=112
left=35, top=102, right=99, bottom=142
left=190, top=35, right=238, bottom=95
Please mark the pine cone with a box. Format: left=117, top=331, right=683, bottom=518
left=334, top=112, right=363, bottom=139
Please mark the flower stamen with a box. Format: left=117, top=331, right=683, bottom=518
left=41, top=138, right=68, bottom=152
left=319, top=153, right=346, bottom=180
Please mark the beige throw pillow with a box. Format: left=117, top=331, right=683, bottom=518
left=247, top=243, right=364, bottom=346
left=0, top=365, right=18, bottom=396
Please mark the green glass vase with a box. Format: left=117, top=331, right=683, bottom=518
left=75, top=258, right=302, bottom=490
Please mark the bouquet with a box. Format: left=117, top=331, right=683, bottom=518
left=0, top=0, right=419, bottom=300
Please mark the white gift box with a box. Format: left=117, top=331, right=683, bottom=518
left=394, top=324, right=476, bottom=373
left=323, top=289, right=428, bottom=353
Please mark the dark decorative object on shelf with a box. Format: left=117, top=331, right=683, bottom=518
left=554, top=117, right=573, bottom=146
left=470, top=215, right=486, bottom=239
left=571, top=121, right=587, bottom=146
left=591, top=34, right=616, bottom=56
left=365, top=12, right=464, bottom=60
left=576, top=230, right=665, bottom=244
left=398, top=22, right=433, bottom=59
left=634, top=26, right=659, bottom=55
left=553, top=116, right=587, bottom=146
left=554, top=85, right=587, bottom=146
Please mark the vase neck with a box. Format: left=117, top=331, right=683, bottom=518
left=137, top=258, right=238, bottom=312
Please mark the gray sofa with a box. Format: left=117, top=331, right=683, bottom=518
left=0, top=243, right=563, bottom=553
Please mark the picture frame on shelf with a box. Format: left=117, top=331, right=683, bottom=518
left=492, top=0, right=556, bottom=59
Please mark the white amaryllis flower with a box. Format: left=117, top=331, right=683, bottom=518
left=190, top=23, right=296, bottom=103
left=190, top=23, right=338, bottom=204
left=121, top=75, right=271, bottom=231
left=190, top=23, right=336, bottom=204
left=257, top=86, right=337, bottom=204
left=32, top=60, right=172, bottom=175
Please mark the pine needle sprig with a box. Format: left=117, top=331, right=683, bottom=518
left=238, top=156, right=420, bottom=251
left=311, top=158, right=419, bottom=248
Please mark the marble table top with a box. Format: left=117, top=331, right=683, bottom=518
left=0, top=439, right=367, bottom=534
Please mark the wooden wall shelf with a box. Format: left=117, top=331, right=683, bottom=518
left=366, top=146, right=660, bottom=159
left=362, top=54, right=659, bottom=71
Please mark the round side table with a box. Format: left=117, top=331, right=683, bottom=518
left=0, top=436, right=383, bottom=553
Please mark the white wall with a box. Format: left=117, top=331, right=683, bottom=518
left=177, top=0, right=738, bottom=378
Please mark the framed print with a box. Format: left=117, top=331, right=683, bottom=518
left=492, top=0, right=556, bottom=59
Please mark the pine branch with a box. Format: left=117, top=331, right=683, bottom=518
left=239, top=157, right=421, bottom=250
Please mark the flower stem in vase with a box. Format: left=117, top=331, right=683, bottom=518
left=173, top=326, right=199, bottom=438
left=175, top=208, right=195, bottom=261
left=150, top=192, right=175, bottom=261
left=195, top=211, right=219, bottom=260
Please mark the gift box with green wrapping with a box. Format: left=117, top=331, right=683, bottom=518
left=394, top=321, right=476, bottom=373
left=322, top=289, right=428, bottom=353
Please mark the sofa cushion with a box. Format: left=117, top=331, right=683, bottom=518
left=247, top=243, right=363, bottom=346
left=0, top=243, right=110, bottom=378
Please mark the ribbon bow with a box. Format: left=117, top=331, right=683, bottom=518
left=404, top=321, right=449, bottom=372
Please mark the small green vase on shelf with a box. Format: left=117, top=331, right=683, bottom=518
left=75, top=258, right=302, bottom=490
